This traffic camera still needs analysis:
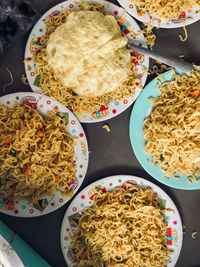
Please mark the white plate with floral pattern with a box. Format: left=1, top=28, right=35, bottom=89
left=0, top=92, right=89, bottom=217
left=117, top=0, right=200, bottom=28
left=60, top=175, right=183, bottom=266
left=24, top=0, right=149, bottom=123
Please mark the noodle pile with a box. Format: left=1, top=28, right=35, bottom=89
left=137, top=22, right=156, bottom=50
left=144, top=68, right=200, bottom=179
left=0, top=104, right=76, bottom=203
left=131, top=0, right=200, bottom=20
left=70, top=184, right=170, bottom=267
left=34, top=3, right=142, bottom=118
left=150, top=63, right=172, bottom=75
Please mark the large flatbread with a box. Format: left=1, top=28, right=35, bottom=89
left=46, top=11, right=130, bottom=97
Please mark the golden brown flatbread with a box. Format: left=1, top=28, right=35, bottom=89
left=46, top=11, right=130, bottom=97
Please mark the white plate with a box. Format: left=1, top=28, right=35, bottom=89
left=24, top=0, right=149, bottom=123
left=117, top=0, right=200, bottom=28
left=0, top=92, right=89, bottom=217
left=60, top=175, right=183, bottom=266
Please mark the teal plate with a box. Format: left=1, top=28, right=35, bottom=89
left=129, top=70, right=200, bottom=190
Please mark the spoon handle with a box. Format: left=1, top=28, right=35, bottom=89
left=127, top=43, right=193, bottom=74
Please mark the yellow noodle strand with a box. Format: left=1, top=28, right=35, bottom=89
left=21, top=74, right=29, bottom=86
left=2, top=68, right=14, bottom=92
left=179, top=24, right=188, bottom=42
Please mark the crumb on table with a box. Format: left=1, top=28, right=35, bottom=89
left=102, top=124, right=110, bottom=132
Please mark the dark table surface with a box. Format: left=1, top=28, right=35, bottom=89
left=1, top=1, right=200, bottom=266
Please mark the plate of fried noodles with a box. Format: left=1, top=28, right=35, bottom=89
left=0, top=92, right=89, bottom=217
left=130, top=66, right=200, bottom=189
left=117, top=0, right=200, bottom=28
left=60, top=175, right=182, bottom=267
left=24, top=0, right=150, bottom=123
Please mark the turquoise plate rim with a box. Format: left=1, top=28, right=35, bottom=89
left=129, top=69, right=200, bottom=190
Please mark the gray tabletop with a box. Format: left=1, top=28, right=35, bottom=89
left=0, top=0, right=200, bottom=266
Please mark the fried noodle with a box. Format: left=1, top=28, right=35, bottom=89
left=131, top=0, right=200, bottom=20
left=0, top=105, right=76, bottom=203
left=70, top=184, right=170, bottom=267
left=144, top=67, right=200, bottom=179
